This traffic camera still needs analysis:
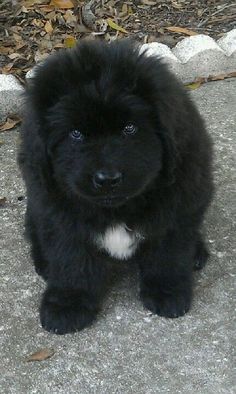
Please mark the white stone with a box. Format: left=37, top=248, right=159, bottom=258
left=0, top=74, right=24, bottom=120
left=140, top=42, right=182, bottom=80
left=172, top=34, right=234, bottom=83
left=141, top=43, right=180, bottom=63
left=172, top=34, right=224, bottom=63
left=0, top=74, right=23, bottom=92
left=217, top=29, right=236, bottom=56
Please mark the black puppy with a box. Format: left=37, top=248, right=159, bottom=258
left=19, top=39, right=213, bottom=334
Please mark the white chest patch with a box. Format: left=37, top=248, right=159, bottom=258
left=95, top=224, right=144, bottom=260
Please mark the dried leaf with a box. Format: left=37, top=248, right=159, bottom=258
left=75, top=24, right=91, bottom=33
left=54, top=43, right=65, bottom=48
left=1, top=63, right=15, bottom=73
left=0, top=197, right=7, bottom=206
left=107, top=18, right=128, bottom=34
left=38, top=5, right=55, bottom=12
left=21, top=5, right=29, bottom=13
left=64, top=9, right=77, bottom=25
left=26, top=348, right=55, bottom=362
left=34, top=50, right=49, bottom=63
left=15, top=43, right=27, bottom=51
left=44, top=20, right=53, bottom=34
left=8, top=53, right=22, bottom=60
left=210, top=72, right=236, bottom=81
left=193, top=72, right=236, bottom=85
left=128, top=5, right=133, bottom=14
left=121, top=3, right=128, bottom=14
left=31, top=18, right=44, bottom=28
left=13, top=33, right=24, bottom=43
left=141, top=0, right=157, bottom=5
left=50, top=0, right=74, bottom=9
left=0, top=117, right=21, bottom=132
left=185, top=81, right=202, bottom=90
left=45, top=10, right=57, bottom=20
left=166, top=26, right=198, bottom=36
left=171, top=2, right=183, bottom=10
left=194, top=77, right=206, bottom=84
left=22, top=0, right=46, bottom=6
left=64, top=36, right=77, bottom=48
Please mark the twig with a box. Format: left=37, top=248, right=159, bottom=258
left=198, top=3, right=236, bottom=27
left=207, top=14, right=236, bottom=24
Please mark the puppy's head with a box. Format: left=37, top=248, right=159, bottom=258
left=27, top=40, right=181, bottom=207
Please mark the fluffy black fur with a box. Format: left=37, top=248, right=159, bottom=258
left=19, top=39, right=213, bottom=334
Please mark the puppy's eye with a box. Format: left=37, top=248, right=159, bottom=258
left=70, top=129, right=84, bottom=141
left=123, top=123, right=137, bottom=135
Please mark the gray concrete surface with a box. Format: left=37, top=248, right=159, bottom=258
left=0, top=79, right=236, bottom=394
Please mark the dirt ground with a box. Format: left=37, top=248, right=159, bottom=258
left=0, top=0, right=235, bottom=81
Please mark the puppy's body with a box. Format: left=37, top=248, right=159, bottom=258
left=19, top=40, right=213, bottom=334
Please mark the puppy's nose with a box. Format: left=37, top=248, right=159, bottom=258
left=93, top=170, right=123, bottom=189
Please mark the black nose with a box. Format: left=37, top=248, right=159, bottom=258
left=93, top=170, right=123, bottom=189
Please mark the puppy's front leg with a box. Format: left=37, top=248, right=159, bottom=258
left=139, top=231, right=196, bottom=318
left=40, top=244, right=107, bottom=334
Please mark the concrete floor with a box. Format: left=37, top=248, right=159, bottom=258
left=0, top=79, right=235, bottom=394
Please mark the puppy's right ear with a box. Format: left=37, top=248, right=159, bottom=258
left=26, top=50, right=71, bottom=115
left=19, top=109, right=55, bottom=193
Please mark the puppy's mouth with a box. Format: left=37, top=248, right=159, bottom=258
left=93, top=195, right=129, bottom=207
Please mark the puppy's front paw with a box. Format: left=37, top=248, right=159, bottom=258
left=40, top=287, right=98, bottom=334
left=140, top=287, right=191, bottom=318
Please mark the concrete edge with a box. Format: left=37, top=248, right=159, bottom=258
left=0, top=29, right=235, bottom=119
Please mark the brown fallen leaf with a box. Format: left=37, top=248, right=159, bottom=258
left=0, top=117, right=22, bottom=132
left=50, top=0, right=74, bottom=9
left=107, top=18, right=128, bottom=34
left=166, top=26, right=198, bottom=36
left=1, top=63, right=15, bottom=73
left=186, top=71, right=236, bottom=88
left=38, top=5, right=55, bottom=13
left=171, top=1, right=183, bottom=9
left=64, top=9, right=77, bottom=26
left=0, top=197, right=7, bottom=206
left=121, top=3, right=128, bottom=15
left=141, top=0, right=157, bottom=5
left=21, top=5, right=29, bottom=13
left=26, top=348, right=55, bottom=362
left=44, top=20, right=53, bottom=34
left=22, top=0, right=45, bottom=6
left=31, top=18, right=44, bottom=28
left=194, top=72, right=236, bottom=84
left=8, top=53, right=22, bottom=60
left=34, top=50, right=50, bottom=63
left=54, top=43, right=65, bottom=48
left=210, top=72, right=236, bottom=81
left=75, top=24, right=91, bottom=33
